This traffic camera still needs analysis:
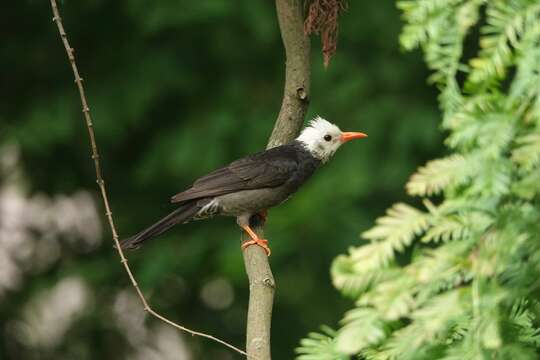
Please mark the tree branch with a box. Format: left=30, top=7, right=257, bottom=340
left=49, top=0, right=247, bottom=357
left=268, top=0, right=311, bottom=150
left=242, top=0, right=311, bottom=359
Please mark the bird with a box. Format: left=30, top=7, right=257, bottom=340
left=119, top=116, right=367, bottom=255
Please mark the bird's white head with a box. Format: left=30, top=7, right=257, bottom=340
left=296, top=116, right=367, bottom=163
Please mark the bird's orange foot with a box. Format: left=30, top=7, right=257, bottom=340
left=241, top=238, right=271, bottom=256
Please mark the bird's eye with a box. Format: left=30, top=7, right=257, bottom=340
left=324, top=135, right=332, bottom=141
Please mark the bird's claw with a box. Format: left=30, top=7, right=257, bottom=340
left=241, top=238, right=271, bottom=256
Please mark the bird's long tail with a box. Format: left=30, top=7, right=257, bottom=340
left=119, top=201, right=201, bottom=250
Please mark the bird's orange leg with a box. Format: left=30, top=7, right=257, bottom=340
left=240, top=224, right=271, bottom=256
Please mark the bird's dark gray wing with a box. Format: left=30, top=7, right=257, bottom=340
left=170, top=144, right=299, bottom=203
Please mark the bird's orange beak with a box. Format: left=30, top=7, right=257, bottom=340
left=340, top=132, right=368, bottom=143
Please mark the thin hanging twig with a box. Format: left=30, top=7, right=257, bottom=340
left=48, top=0, right=247, bottom=356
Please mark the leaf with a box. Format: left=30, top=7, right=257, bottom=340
left=296, top=326, right=349, bottom=360
left=509, top=299, right=540, bottom=347
left=422, top=202, right=493, bottom=244
left=446, top=111, right=515, bottom=156
left=406, top=155, right=473, bottom=196
left=331, top=255, right=380, bottom=298
left=466, top=158, right=512, bottom=197
left=362, top=203, right=429, bottom=246
left=348, top=241, right=395, bottom=271
left=467, top=1, right=539, bottom=87
left=359, top=203, right=429, bottom=265
left=377, top=290, right=468, bottom=359
left=335, top=307, right=388, bottom=355
left=511, top=132, right=540, bottom=171
left=412, top=239, right=475, bottom=299
left=513, top=168, right=540, bottom=199
left=399, top=0, right=479, bottom=92
left=359, top=275, right=417, bottom=321
left=422, top=215, right=469, bottom=243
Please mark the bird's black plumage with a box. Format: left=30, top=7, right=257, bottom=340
left=119, top=201, right=206, bottom=249
left=120, top=141, right=320, bottom=249
left=170, top=141, right=318, bottom=204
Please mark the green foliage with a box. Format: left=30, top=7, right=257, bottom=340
left=359, top=203, right=430, bottom=268
left=296, top=326, right=350, bottom=360
left=298, top=0, right=540, bottom=358
left=406, top=154, right=472, bottom=195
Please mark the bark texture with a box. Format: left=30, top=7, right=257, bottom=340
left=242, top=0, right=311, bottom=359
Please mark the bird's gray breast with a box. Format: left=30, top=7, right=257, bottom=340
left=200, top=143, right=320, bottom=218
left=215, top=186, right=291, bottom=217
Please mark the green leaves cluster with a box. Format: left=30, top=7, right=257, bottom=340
left=297, top=0, right=540, bottom=359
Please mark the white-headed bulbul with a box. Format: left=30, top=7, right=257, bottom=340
left=120, top=117, right=367, bottom=255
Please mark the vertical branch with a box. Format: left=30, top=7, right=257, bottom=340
left=268, top=0, right=311, bottom=150
left=242, top=0, right=311, bottom=359
left=49, top=0, right=247, bottom=357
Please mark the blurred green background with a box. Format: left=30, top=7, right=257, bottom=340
left=1, top=1, right=443, bottom=359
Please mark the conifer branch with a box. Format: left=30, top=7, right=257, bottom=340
left=299, top=0, right=540, bottom=357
